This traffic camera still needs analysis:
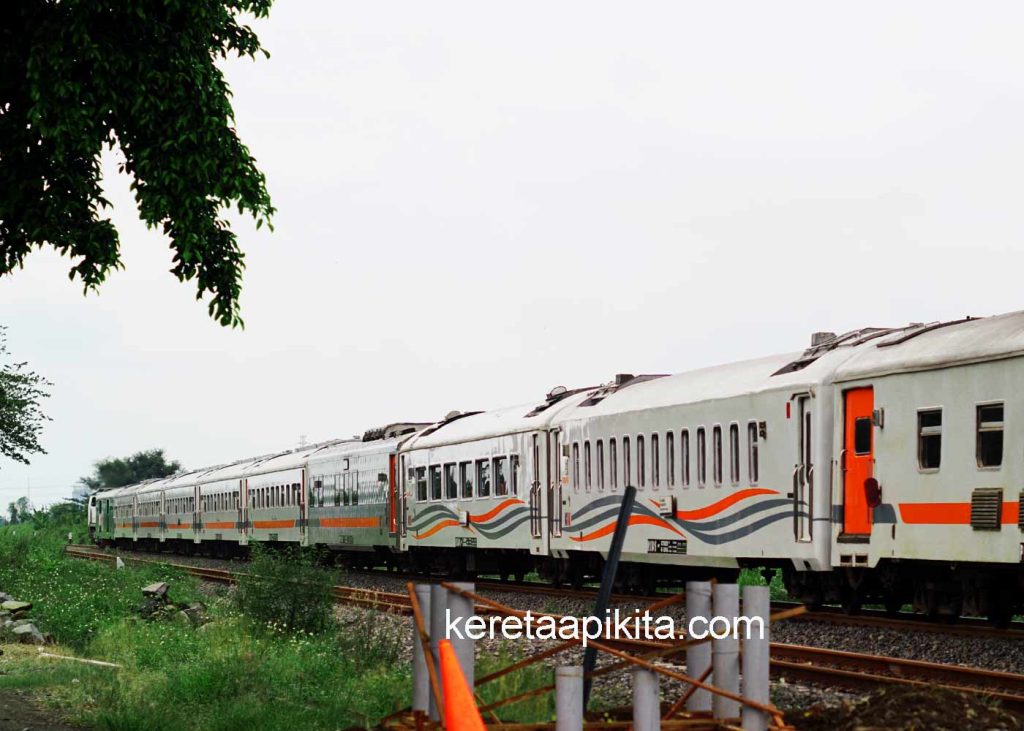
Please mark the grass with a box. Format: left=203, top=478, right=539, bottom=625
left=739, top=567, right=789, bottom=601
left=0, top=524, right=410, bottom=730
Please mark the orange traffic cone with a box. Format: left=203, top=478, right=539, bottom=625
left=439, top=639, right=486, bottom=731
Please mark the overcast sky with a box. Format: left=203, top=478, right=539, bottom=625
left=3, top=2, right=1024, bottom=507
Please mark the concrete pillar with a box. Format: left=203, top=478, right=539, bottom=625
left=712, top=583, right=740, bottom=720
left=685, top=581, right=712, bottom=712
left=428, top=585, right=448, bottom=722
left=412, top=584, right=431, bottom=714
left=555, top=666, right=583, bottom=731
left=741, top=585, right=770, bottom=731
left=632, top=667, right=660, bottom=731
left=447, top=581, right=475, bottom=690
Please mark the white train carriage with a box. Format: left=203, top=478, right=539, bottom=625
left=306, top=423, right=427, bottom=564
left=807, top=312, right=1024, bottom=619
left=398, top=393, right=596, bottom=578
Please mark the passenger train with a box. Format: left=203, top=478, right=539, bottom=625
left=89, top=310, right=1024, bottom=623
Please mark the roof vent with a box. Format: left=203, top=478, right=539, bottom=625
left=444, top=410, right=461, bottom=421
left=546, top=386, right=567, bottom=400
left=810, top=332, right=836, bottom=347
left=614, top=373, right=634, bottom=386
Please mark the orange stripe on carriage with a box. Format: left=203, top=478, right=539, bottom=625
left=570, top=514, right=683, bottom=542
left=674, top=488, right=778, bottom=520
left=415, top=519, right=461, bottom=539
left=204, top=521, right=236, bottom=530
left=166, top=523, right=192, bottom=530
left=318, top=517, right=380, bottom=529
left=898, top=501, right=1020, bottom=525
left=252, top=520, right=296, bottom=529
left=139, top=522, right=160, bottom=528
left=469, top=498, right=523, bottom=523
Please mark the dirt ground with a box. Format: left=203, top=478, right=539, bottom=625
left=0, top=688, right=84, bottom=731
left=795, top=686, right=1024, bottom=731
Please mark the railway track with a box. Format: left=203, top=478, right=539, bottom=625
left=64, top=544, right=1024, bottom=711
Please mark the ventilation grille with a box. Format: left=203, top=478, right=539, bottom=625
left=1018, top=490, right=1024, bottom=529
left=971, top=488, right=1002, bottom=531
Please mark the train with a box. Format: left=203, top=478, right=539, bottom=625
left=89, top=309, right=1024, bottom=623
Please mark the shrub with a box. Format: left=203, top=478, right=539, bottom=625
left=233, top=544, right=337, bottom=634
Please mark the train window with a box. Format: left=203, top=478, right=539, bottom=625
left=584, top=441, right=592, bottom=491
left=853, top=417, right=872, bottom=455
left=623, top=437, right=631, bottom=487
left=351, top=476, right=358, bottom=505
left=572, top=443, right=580, bottom=491
left=494, top=456, right=509, bottom=496
left=293, top=483, right=301, bottom=506
left=712, top=425, right=723, bottom=485
left=696, top=428, right=706, bottom=486
left=681, top=430, right=690, bottom=487
left=610, top=439, right=618, bottom=489
left=747, top=422, right=759, bottom=484
left=477, top=459, right=491, bottom=497
left=637, top=435, right=646, bottom=488
left=651, top=434, right=660, bottom=488
left=444, top=464, right=458, bottom=500
left=415, top=467, right=427, bottom=502
left=596, top=441, right=605, bottom=490
left=977, top=403, right=1004, bottom=468
left=460, top=461, right=474, bottom=499
left=666, top=432, right=675, bottom=487
left=917, top=409, right=942, bottom=470
left=510, top=455, right=519, bottom=495
left=729, top=424, right=740, bottom=485
left=430, top=466, right=442, bottom=500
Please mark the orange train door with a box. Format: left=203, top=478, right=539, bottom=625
left=388, top=454, right=398, bottom=536
left=843, top=387, right=874, bottom=535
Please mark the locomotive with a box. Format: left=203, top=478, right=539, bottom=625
left=90, top=310, right=1024, bottom=623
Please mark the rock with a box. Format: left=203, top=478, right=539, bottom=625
left=115, top=557, right=125, bottom=569
left=181, top=602, right=206, bottom=626
left=0, top=600, right=31, bottom=612
left=0, top=610, right=10, bottom=620
left=0, top=592, right=12, bottom=603
left=12, top=623, right=45, bottom=646
left=142, top=582, right=169, bottom=598
left=170, top=610, right=191, bottom=627
left=11, top=619, right=33, bottom=628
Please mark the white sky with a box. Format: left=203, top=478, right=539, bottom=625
left=4, top=2, right=1024, bottom=507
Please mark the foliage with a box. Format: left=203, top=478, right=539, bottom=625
left=0, top=1, right=276, bottom=327
left=233, top=545, right=337, bottom=635
left=79, top=448, right=182, bottom=491
left=6, top=496, right=31, bottom=525
left=0, top=326, right=51, bottom=464
left=476, top=642, right=556, bottom=722
left=0, top=526, right=410, bottom=731
left=0, top=524, right=200, bottom=649
left=739, top=567, right=789, bottom=601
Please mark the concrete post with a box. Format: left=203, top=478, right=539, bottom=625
left=685, top=581, right=712, bottom=712
left=712, top=583, right=740, bottom=720
left=412, top=584, right=431, bottom=714
left=428, top=585, right=448, bottom=722
left=555, top=666, right=583, bottom=731
left=632, top=667, right=660, bottom=731
left=447, top=581, right=475, bottom=690
left=741, top=585, right=770, bottom=731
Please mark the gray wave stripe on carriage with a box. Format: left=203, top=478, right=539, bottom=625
left=680, top=510, right=808, bottom=545
left=473, top=514, right=532, bottom=539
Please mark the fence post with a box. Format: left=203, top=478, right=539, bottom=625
left=685, top=580, right=712, bottom=712
left=412, top=584, right=432, bottom=715
left=741, top=585, right=770, bottom=731
left=712, top=583, right=740, bottom=720
left=555, top=666, right=584, bottom=731
left=447, top=581, right=476, bottom=690
left=428, top=584, right=448, bottom=722
left=633, top=667, right=660, bottom=731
